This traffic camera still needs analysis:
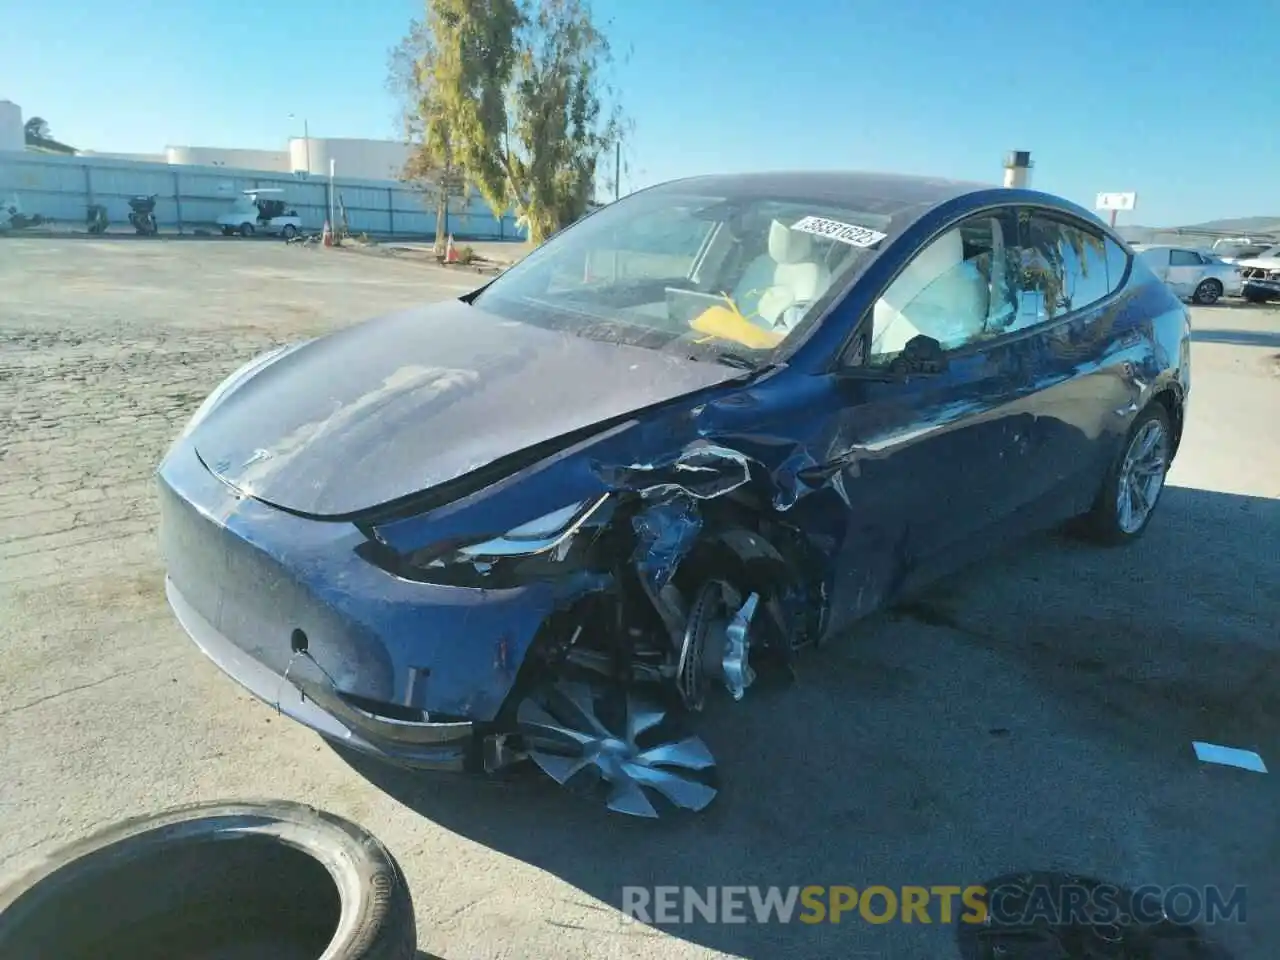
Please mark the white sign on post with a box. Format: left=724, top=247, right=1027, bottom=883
left=1096, top=192, right=1137, bottom=211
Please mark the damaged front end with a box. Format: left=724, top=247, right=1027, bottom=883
left=355, top=437, right=829, bottom=817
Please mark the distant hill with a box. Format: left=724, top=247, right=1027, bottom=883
left=1118, top=215, right=1280, bottom=247
left=1177, top=216, right=1280, bottom=234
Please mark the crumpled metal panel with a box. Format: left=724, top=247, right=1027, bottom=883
left=630, top=494, right=702, bottom=594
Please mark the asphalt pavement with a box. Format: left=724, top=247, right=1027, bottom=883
left=0, top=237, right=1277, bottom=959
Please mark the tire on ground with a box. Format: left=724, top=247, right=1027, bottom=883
left=0, top=799, right=416, bottom=960
left=1193, top=278, right=1222, bottom=305
left=1074, top=402, right=1173, bottom=547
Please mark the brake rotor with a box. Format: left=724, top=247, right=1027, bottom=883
left=677, top=580, right=758, bottom=711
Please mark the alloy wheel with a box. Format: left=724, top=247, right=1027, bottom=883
left=1115, top=418, right=1169, bottom=534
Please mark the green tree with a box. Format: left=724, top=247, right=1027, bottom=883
left=388, top=18, right=465, bottom=252
left=23, top=117, right=51, bottom=142
left=396, top=0, right=623, bottom=246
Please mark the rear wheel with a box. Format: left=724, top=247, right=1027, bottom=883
left=281, top=223, right=298, bottom=239
left=239, top=222, right=255, bottom=237
left=1077, top=404, right=1172, bottom=545
left=1192, top=278, right=1223, bottom=305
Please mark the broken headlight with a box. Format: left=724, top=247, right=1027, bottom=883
left=453, top=495, right=611, bottom=560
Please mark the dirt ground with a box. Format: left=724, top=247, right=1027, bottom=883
left=1, top=236, right=1279, bottom=959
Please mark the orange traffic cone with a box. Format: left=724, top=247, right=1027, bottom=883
left=445, top=234, right=458, bottom=263
left=322, top=220, right=333, bottom=247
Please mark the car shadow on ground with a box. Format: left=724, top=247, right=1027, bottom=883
left=1190, top=329, right=1280, bottom=348
left=341, top=485, right=1273, bottom=959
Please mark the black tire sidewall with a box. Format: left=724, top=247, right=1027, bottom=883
left=0, top=800, right=415, bottom=960
left=1194, top=279, right=1222, bottom=305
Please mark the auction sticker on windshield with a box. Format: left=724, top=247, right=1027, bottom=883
left=791, top=216, right=886, bottom=248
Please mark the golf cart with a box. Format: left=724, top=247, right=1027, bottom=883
left=216, top=189, right=302, bottom=238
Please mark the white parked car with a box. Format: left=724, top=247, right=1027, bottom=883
left=1132, top=244, right=1242, bottom=305
left=216, top=189, right=303, bottom=239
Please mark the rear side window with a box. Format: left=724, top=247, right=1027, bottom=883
left=1170, top=249, right=1203, bottom=267
left=1106, top=237, right=1131, bottom=291
left=1137, top=248, right=1167, bottom=267
left=1009, top=211, right=1112, bottom=330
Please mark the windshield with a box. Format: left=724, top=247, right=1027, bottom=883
left=471, top=186, right=895, bottom=367
left=231, top=195, right=258, bottom=212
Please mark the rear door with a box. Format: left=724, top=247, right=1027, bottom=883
left=1138, top=246, right=1171, bottom=284
left=1005, top=208, right=1142, bottom=517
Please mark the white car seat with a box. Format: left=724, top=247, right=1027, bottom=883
left=871, top=228, right=987, bottom=356
left=732, top=220, right=832, bottom=332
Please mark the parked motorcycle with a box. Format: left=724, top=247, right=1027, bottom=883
left=86, top=204, right=109, bottom=235
left=2, top=194, right=46, bottom=231
left=127, top=195, right=159, bottom=236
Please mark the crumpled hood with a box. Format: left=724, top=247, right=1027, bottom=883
left=192, top=298, right=741, bottom=517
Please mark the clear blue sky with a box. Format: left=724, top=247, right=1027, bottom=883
left=8, top=0, right=1278, bottom=226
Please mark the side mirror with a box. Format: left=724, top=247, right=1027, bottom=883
left=889, top=335, right=948, bottom=375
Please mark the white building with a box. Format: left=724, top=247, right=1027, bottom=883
left=158, top=139, right=412, bottom=179
left=2, top=99, right=413, bottom=180
left=165, top=145, right=291, bottom=171
left=287, top=138, right=412, bottom=180
left=0, top=100, right=23, bottom=152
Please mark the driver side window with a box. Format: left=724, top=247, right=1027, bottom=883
left=866, top=212, right=1017, bottom=365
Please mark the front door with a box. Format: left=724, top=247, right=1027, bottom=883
left=814, top=209, right=1039, bottom=636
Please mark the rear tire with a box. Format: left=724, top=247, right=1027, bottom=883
left=0, top=799, right=416, bottom=960
left=1192, top=278, right=1222, bottom=305
left=239, top=222, right=255, bottom=237
left=1075, top=404, right=1173, bottom=546
left=282, top=223, right=298, bottom=239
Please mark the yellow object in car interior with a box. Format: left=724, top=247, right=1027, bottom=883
left=690, top=301, right=784, bottom=350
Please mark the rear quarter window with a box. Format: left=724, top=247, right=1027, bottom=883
left=1106, top=237, right=1132, bottom=292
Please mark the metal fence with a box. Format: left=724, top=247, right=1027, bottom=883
left=0, top=150, right=526, bottom=241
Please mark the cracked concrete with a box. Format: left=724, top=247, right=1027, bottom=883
left=1, top=237, right=1278, bottom=960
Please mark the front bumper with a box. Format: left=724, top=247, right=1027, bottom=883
left=1243, top=278, right=1280, bottom=299
left=167, top=577, right=476, bottom=770
left=156, top=438, right=585, bottom=764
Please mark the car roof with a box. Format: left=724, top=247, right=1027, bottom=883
left=640, top=171, right=1117, bottom=244
left=652, top=170, right=995, bottom=208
